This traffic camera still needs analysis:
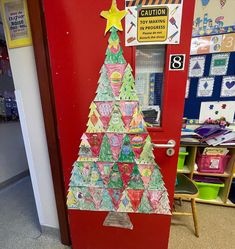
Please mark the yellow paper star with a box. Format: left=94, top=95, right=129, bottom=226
left=100, top=0, right=127, bottom=34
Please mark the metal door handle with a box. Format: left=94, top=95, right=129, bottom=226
left=152, top=140, right=176, bottom=148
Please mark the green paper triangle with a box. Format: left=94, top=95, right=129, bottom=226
left=148, top=166, right=166, bottom=191
left=127, top=164, right=144, bottom=189
left=118, top=135, right=135, bottom=163
left=138, top=191, right=153, bottom=213
left=107, top=163, right=124, bottom=189
left=98, top=134, right=114, bottom=162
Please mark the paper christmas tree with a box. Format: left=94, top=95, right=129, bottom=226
left=67, top=0, right=170, bottom=215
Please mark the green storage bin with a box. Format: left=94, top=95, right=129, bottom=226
left=194, top=181, right=224, bottom=200
left=177, top=151, right=188, bottom=169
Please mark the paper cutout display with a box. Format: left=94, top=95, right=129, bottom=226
left=67, top=1, right=170, bottom=216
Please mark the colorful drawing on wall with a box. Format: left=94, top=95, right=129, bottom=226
left=193, top=0, right=235, bottom=37
left=189, top=56, right=206, bottom=77
left=67, top=0, right=170, bottom=215
left=197, top=77, right=214, bottom=97
left=209, top=53, right=229, bottom=76
left=199, top=101, right=235, bottom=123
left=0, top=0, right=32, bottom=48
left=221, top=76, right=235, bottom=97
left=191, top=33, right=235, bottom=55
left=125, top=0, right=183, bottom=46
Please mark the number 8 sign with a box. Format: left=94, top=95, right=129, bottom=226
left=169, top=54, right=186, bottom=71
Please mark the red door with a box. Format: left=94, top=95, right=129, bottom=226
left=42, top=1, right=195, bottom=248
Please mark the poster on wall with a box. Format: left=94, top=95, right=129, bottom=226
left=189, top=56, right=206, bottom=77
left=125, top=0, right=183, bottom=46
left=193, top=0, right=235, bottom=37
left=191, top=33, right=235, bottom=55
left=199, top=101, right=235, bottom=124
left=221, top=76, right=235, bottom=97
left=0, top=0, right=32, bottom=48
left=197, top=77, right=214, bottom=97
left=209, top=53, right=229, bottom=76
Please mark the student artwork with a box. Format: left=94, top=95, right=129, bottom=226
left=197, top=77, right=214, bottom=97
left=221, top=76, right=235, bottom=97
left=199, top=101, right=235, bottom=124
left=193, top=0, right=235, bottom=37
left=67, top=0, right=170, bottom=215
left=189, top=56, right=206, bottom=77
left=209, top=53, right=229, bottom=76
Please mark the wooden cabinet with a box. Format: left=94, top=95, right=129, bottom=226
left=178, top=143, right=235, bottom=207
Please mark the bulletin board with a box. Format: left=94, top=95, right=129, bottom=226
left=184, top=52, right=235, bottom=122
left=193, top=0, right=235, bottom=37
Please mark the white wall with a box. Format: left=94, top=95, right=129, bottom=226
left=8, top=46, right=59, bottom=229
left=0, top=121, right=28, bottom=184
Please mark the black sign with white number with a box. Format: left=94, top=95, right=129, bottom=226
left=169, top=54, right=185, bottom=71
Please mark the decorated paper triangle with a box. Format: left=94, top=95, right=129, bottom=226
left=129, top=107, right=147, bottom=133
left=119, top=64, right=139, bottom=101
left=67, top=189, right=77, bottom=208
left=69, top=161, right=92, bottom=186
left=107, top=133, right=124, bottom=160
left=127, top=164, right=144, bottom=189
left=89, top=163, right=104, bottom=187
left=120, top=101, right=138, bottom=129
left=86, top=102, right=105, bottom=132
left=107, top=104, right=126, bottom=132
left=97, top=162, right=114, bottom=186
left=78, top=134, right=93, bottom=158
left=105, top=27, right=126, bottom=64
left=117, top=190, right=134, bottom=212
left=155, top=191, right=171, bottom=215
left=147, top=190, right=164, bottom=212
left=129, top=134, right=148, bottom=159
left=96, top=101, right=113, bottom=129
left=68, top=187, right=95, bottom=210
left=117, top=162, right=135, bottom=188
left=138, top=164, right=155, bottom=188
left=108, top=189, right=123, bottom=210
left=138, top=190, right=153, bottom=213
left=100, top=189, right=114, bottom=211
left=118, top=135, right=135, bottom=163
left=89, top=187, right=104, bottom=209
left=105, top=64, right=126, bottom=96
left=137, top=136, right=155, bottom=164
left=107, top=163, right=124, bottom=189
left=148, top=166, right=166, bottom=191
left=127, top=189, right=144, bottom=212
left=98, top=134, right=114, bottom=162
left=86, top=133, right=104, bottom=158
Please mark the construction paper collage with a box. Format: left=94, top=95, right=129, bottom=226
left=67, top=26, right=171, bottom=215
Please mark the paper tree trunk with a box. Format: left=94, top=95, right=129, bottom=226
left=67, top=27, right=170, bottom=215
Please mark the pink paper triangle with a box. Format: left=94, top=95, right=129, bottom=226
left=138, top=164, right=155, bottom=188
left=147, top=190, right=164, bottom=211
left=97, top=162, right=114, bottom=186
left=107, top=133, right=124, bottom=160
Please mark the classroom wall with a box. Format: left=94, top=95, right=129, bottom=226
left=8, top=46, right=59, bottom=229
left=0, top=121, right=28, bottom=184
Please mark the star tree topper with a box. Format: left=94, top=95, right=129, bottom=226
left=100, top=0, right=127, bottom=34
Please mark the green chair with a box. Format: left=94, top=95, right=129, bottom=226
left=173, top=173, right=199, bottom=237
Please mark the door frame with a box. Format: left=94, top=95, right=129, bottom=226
left=27, top=0, right=70, bottom=245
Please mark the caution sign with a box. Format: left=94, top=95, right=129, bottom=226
left=137, top=7, right=168, bottom=42
left=125, top=0, right=183, bottom=46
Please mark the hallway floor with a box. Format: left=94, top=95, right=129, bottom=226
left=0, top=176, right=234, bottom=249
left=0, top=177, right=69, bottom=249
